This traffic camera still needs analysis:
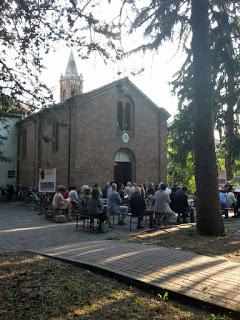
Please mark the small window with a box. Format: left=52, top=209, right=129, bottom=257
left=8, top=170, right=15, bottom=178
left=117, top=100, right=133, bottom=132
left=124, top=103, right=131, bottom=131
left=52, top=122, right=59, bottom=153
left=117, top=101, right=124, bottom=130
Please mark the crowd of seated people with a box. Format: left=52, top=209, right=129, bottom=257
left=51, top=181, right=199, bottom=229
left=219, top=184, right=240, bottom=218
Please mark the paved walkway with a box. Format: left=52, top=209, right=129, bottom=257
left=1, top=202, right=240, bottom=314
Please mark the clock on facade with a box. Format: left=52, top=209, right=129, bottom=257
left=122, top=132, right=129, bottom=143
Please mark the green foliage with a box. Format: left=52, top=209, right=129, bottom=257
left=186, top=225, right=196, bottom=236
left=0, top=94, right=14, bottom=114
left=134, top=296, right=144, bottom=308
left=207, top=313, right=230, bottom=320
left=170, top=1, right=240, bottom=181
left=0, top=0, right=121, bottom=107
left=168, top=104, right=195, bottom=192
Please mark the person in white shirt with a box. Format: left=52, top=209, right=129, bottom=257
left=154, top=183, right=171, bottom=225
left=124, top=181, right=135, bottom=199
left=52, top=185, right=72, bottom=220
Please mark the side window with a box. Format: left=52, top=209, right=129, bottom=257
left=117, top=99, right=133, bottom=132
left=124, top=102, right=131, bottom=131
left=52, top=122, right=59, bottom=153
left=117, top=101, right=124, bottom=130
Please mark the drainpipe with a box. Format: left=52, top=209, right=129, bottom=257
left=158, top=113, right=161, bottom=183
left=33, top=117, right=37, bottom=186
left=67, top=104, right=72, bottom=186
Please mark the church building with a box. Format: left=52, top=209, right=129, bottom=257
left=17, top=52, right=170, bottom=188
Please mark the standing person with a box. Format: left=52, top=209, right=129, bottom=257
left=175, top=186, right=192, bottom=224
left=154, top=183, right=171, bottom=226
left=108, top=183, right=128, bottom=225
left=52, top=185, right=72, bottom=221
left=129, top=187, right=146, bottom=229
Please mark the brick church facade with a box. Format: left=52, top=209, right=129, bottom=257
left=17, top=52, right=170, bottom=188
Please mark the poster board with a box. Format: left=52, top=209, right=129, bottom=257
left=39, top=168, right=56, bottom=193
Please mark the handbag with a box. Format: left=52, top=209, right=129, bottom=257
left=100, top=221, right=109, bottom=233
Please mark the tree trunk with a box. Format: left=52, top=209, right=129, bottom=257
left=191, top=0, right=225, bottom=236
left=225, top=102, right=235, bottom=181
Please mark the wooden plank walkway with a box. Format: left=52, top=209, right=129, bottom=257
left=39, top=240, right=240, bottom=314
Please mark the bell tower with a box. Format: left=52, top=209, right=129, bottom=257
left=60, top=50, right=83, bottom=102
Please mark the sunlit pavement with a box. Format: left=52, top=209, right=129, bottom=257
left=1, top=201, right=240, bottom=314
left=0, top=201, right=136, bottom=252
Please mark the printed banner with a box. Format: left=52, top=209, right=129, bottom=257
left=38, top=168, right=56, bottom=193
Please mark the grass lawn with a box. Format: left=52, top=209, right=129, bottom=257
left=123, top=220, right=240, bottom=262
left=0, top=252, right=233, bottom=320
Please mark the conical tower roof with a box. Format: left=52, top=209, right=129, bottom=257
left=65, top=50, right=79, bottom=77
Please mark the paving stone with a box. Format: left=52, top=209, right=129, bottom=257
left=0, top=202, right=240, bottom=313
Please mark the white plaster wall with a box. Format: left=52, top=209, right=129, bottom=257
left=0, top=116, right=20, bottom=187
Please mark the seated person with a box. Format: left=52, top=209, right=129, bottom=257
left=174, top=186, right=194, bottom=223
left=154, top=183, right=171, bottom=225
left=130, top=187, right=146, bottom=229
left=219, top=188, right=228, bottom=219
left=79, top=186, right=91, bottom=213
left=145, top=193, right=155, bottom=210
left=144, top=192, right=155, bottom=228
left=107, top=183, right=128, bottom=225
left=86, top=188, right=107, bottom=229
left=52, top=185, right=72, bottom=220
left=68, top=185, right=79, bottom=205
left=226, top=186, right=236, bottom=210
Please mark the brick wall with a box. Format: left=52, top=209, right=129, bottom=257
left=17, top=81, right=169, bottom=189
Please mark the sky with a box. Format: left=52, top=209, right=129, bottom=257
left=39, top=0, right=188, bottom=119
left=41, top=41, right=186, bottom=119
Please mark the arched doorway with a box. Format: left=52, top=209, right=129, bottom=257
left=114, top=149, right=135, bottom=185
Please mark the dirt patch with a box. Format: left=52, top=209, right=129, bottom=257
left=0, top=252, right=233, bottom=320
left=123, top=220, right=240, bottom=262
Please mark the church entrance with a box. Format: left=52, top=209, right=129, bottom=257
left=113, top=149, right=134, bottom=185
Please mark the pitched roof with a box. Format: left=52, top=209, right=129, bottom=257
left=70, top=77, right=171, bottom=119
left=18, top=77, right=170, bottom=124
left=65, top=50, right=79, bottom=77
